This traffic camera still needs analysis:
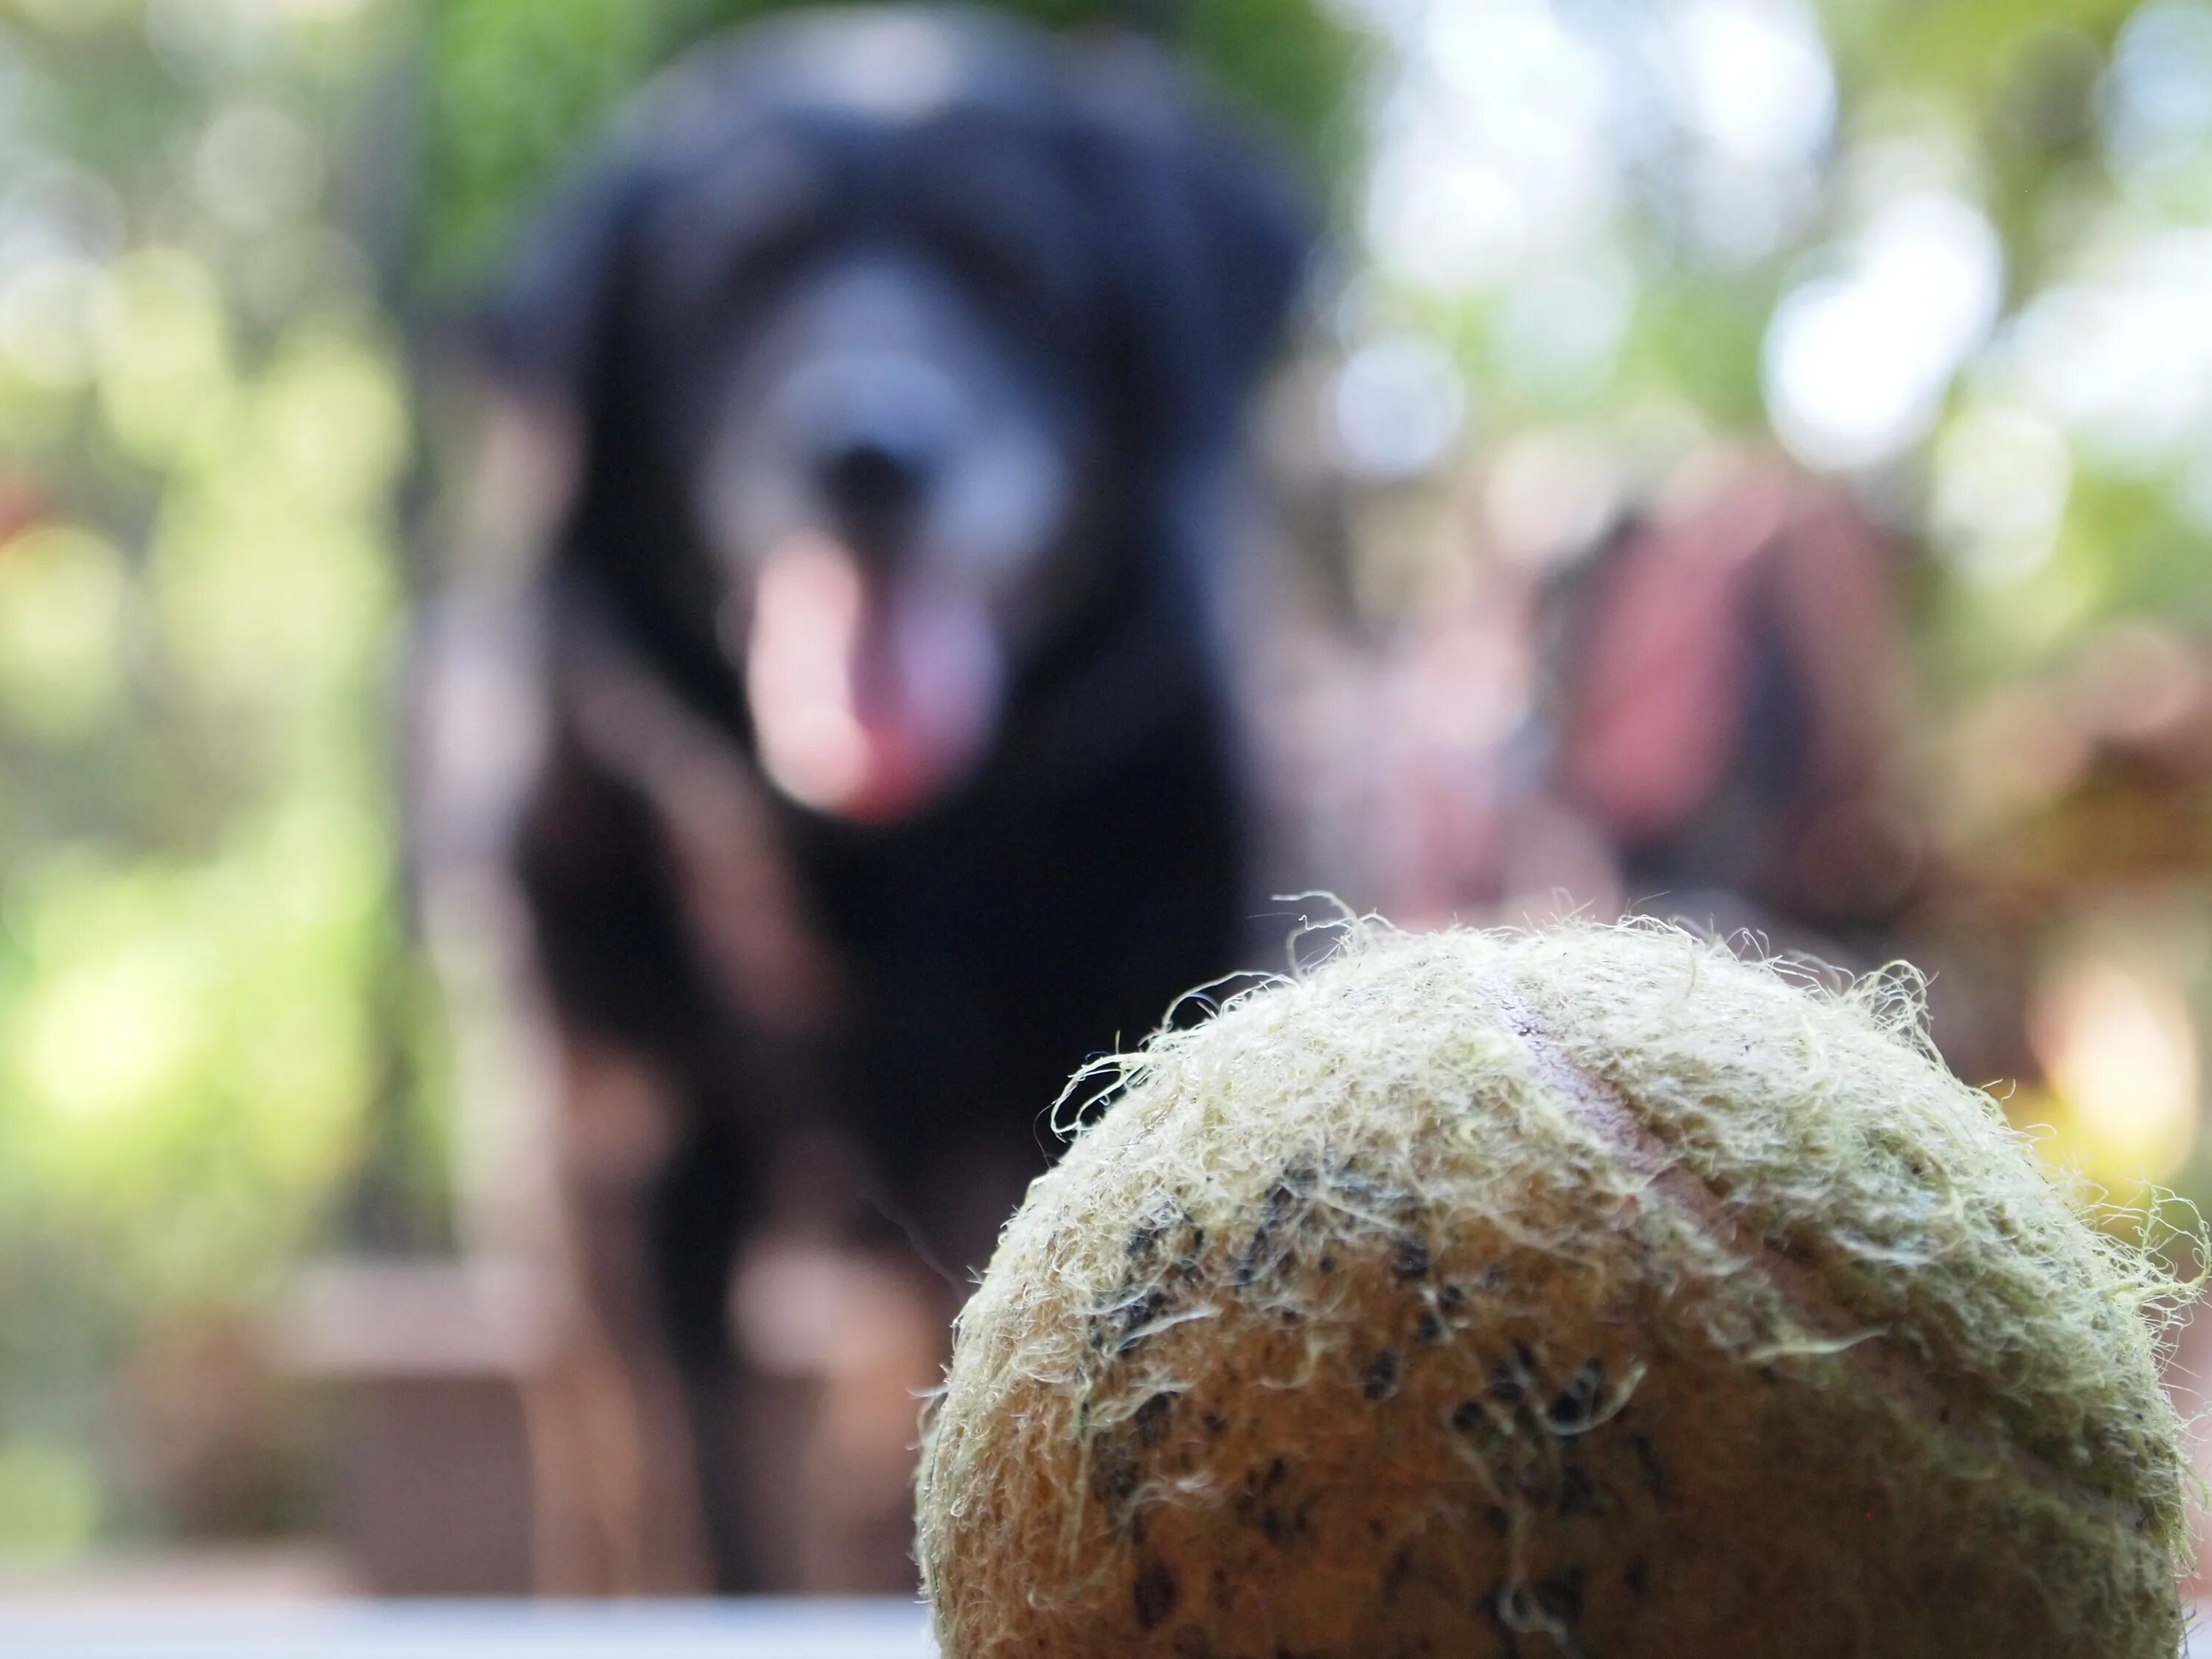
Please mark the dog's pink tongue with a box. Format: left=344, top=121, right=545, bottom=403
left=745, top=540, right=1001, bottom=822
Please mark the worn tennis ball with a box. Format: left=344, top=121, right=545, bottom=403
left=917, top=922, right=2196, bottom=1659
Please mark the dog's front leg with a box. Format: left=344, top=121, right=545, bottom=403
left=528, top=1032, right=722, bottom=1595
left=509, top=716, right=775, bottom=1593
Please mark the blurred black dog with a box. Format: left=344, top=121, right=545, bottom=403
left=423, top=7, right=1310, bottom=1590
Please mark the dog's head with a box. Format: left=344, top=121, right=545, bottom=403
left=486, top=7, right=1314, bottom=823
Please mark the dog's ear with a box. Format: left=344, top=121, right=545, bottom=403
left=1171, top=111, right=1318, bottom=407
left=478, top=156, right=649, bottom=472
left=1071, top=43, right=1319, bottom=457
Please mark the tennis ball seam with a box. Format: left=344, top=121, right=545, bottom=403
left=1472, top=964, right=2157, bottom=1540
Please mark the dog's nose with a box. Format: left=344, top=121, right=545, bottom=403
left=815, top=428, right=933, bottom=532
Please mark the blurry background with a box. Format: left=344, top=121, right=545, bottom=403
left=3, top=0, right=2212, bottom=1597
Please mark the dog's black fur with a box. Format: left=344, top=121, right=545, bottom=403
left=457, top=7, right=1310, bottom=1587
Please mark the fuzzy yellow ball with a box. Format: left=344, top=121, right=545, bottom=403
left=917, top=922, right=2194, bottom=1659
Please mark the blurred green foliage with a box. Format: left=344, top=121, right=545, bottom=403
left=1341, top=0, right=2212, bottom=672
left=0, top=0, right=435, bottom=1551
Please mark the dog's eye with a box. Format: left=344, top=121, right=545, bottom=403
left=647, top=212, right=827, bottom=329
left=650, top=147, right=830, bottom=312
left=933, top=216, right=1086, bottom=329
left=721, top=224, right=823, bottom=299
left=911, top=141, right=1092, bottom=328
left=939, top=223, right=1029, bottom=294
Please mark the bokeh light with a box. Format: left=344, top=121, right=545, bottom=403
left=1764, top=192, right=2004, bottom=471
left=2028, top=956, right=2200, bottom=1194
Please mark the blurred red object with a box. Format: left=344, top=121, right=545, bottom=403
left=0, top=470, right=50, bottom=546
left=1553, top=452, right=1920, bottom=931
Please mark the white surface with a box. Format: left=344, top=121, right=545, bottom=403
left=3, top=1594, right=2201, bottom=1655
left=0, top=1598, right=934, bottom=1658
